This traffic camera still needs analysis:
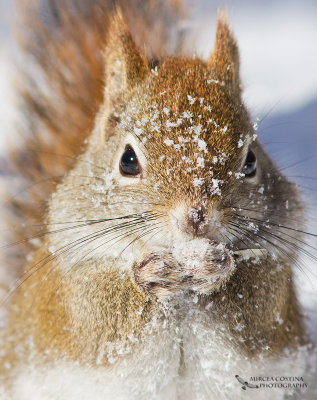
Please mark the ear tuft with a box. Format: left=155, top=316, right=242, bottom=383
left=208, top=12, right=240, bottom=89
left=105, top=9, right=148, bottom=105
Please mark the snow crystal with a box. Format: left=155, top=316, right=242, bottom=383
left=163, top=107, right=170, bottom=116
left=210, top=179, right=222, bottom=196
left=218, top=153, right=227, bottom=165
left=164, top=138, right=174, bottom=146
left=28, top=238, right=42, bottom=248
left=150, top=122, right=160, bottom=133
left=140, top=117, right=148, bottom=126
left=48, top=246, right=56, bottom=255
left=235, top=172, right=245, bottom=179
left=208, top=119, right=218, bottom=128
left=207, top=79, right=219, bottom=84
left=233, top=323, right=246, bottom=332
left=258, top=186, right=264, bottom=194
left=197, top=139, right=208, bottom=153
left=187, top=95, right=196, bottom=104
left=238, top=139, right=244, bottom=148
left=166, top=119, right=182, bottom=130
left=192, top=124, right=202, bottom=135
left=276, top=313, right=284, bottom=325
left=196, top=157, right=205, bottom=168
left=248, top=222, right=259, bottom=233
left=188, top=207, right=202, bottom=224
left=193, top=177, right=204, bottom=187
left=182, top=155, right=193, bottom=164
left=133, top=127, right=143, bottom=136
left=182, top=111, right=193, bottom=119
left=178, top=135, right=190, bottom=144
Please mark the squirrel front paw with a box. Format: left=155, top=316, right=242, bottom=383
left=132, top=240, right=235, bottom=300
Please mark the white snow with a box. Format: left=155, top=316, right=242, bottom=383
left=197, top=139, right=207, bottom=153
left=164, top=138, right=174, bottom=146
left=196, top=156, right=204, bottom=168
left=192, top=177, right=204, bottom=187
left=187, top=94, right=196, bottom=105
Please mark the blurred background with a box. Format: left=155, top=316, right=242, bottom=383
left=0, top=0, right=316, bottom=334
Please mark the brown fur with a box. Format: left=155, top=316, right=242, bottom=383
left=1, top=246, right=152, bottom=378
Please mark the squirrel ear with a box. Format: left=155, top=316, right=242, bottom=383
left=105, top=10, right=148, bottom=105
left=208, top=13, right=240, bottom=89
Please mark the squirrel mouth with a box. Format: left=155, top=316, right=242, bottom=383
left=132, top=239, right=236, bottom=300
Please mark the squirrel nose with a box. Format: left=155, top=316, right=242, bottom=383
left=187, top=206, right=207, bottom=235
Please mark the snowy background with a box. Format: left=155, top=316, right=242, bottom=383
left=0, top=0, right=317, bottom=336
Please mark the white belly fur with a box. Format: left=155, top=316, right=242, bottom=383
left=5, top=315, right=315, bottom=400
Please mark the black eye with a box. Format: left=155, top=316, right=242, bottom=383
left=120, top=145, right=140, bottom=176
left=243, top=150, right=257, bottom=178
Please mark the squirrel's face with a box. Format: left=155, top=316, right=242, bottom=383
left=48, top=15, right=300, bottom=300
left=109, top=58, right=254, bottom=241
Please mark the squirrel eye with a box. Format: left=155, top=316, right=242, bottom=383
left=243, top=150, right=257, bottom=178
left=120, top=145, right=140, bottom=176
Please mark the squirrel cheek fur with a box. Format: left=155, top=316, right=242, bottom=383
left=0, top=4, right=310, bottom=396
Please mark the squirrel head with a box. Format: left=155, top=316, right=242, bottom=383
left=48, top=12, right=300, bottom=299
left=99, top=12, right=252, bottom=229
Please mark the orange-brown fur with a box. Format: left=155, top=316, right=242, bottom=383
left=1, top=246, right=152, bottom=377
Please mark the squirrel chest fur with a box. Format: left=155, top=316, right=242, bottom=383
left=0, top=2, right=313, bottom=399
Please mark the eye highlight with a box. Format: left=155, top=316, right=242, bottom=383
left=120, top=145, right=140, bottom=176
left=243, top=150, right=257, bottom=178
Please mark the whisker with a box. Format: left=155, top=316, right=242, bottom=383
left=34, top=222, right=161, bottom=307
left=279, top=155, right=315, bottom=172
left=234, top=214, right=317, bottom=239
left=119, top=222, right=166, bottom=256
left=234, top=215, right=317, bottom=254
left=229, top=219, right=317, bottom=278
left=0, top=211, right=161, bottom=249
left=1, top=217, right=156, bottom=304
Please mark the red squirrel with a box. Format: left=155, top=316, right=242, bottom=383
left=0, top=1, right=313, bottom=399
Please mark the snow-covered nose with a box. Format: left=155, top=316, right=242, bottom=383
left=169, top=201, right=210, bottom=238
left=187, top=206, right=208, bottom=235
